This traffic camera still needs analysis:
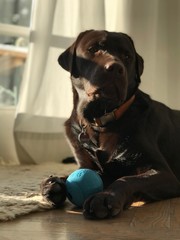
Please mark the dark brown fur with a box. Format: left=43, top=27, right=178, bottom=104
left=41, top=30, right=180, bottom=219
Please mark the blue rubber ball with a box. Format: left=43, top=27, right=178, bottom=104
left=66, top=169, right=103, bottom=207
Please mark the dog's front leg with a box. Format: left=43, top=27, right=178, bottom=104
left=83, top=169, right=180, bottom=219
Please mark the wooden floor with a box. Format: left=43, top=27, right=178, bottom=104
left=1, top=198, right=180, bottom=240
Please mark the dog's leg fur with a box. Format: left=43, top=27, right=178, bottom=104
left=83, top=169, right=180, bottom=219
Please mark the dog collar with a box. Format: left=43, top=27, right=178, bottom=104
left=92, top=95, right=135, bottom=128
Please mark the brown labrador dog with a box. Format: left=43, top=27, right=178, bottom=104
left=41, top=30, right=180, bottom=219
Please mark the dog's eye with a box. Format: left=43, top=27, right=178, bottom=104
left=121, top=53, right=131, bottom=62
left=88, top=45, right=100, bottom=53
left=88, top=42, right=106, bottom=54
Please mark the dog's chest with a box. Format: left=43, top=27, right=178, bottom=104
left=78, top=125, right=142, bottom=174
left=110, top=136, right=142, bottom=163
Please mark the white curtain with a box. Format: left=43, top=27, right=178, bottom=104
left=14, top=0, right=180, bottom=164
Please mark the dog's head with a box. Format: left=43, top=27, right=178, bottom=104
left=58, top=30, right=144, bottom=123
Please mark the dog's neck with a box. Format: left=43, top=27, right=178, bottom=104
left=90, top=95, right=135, bottom=131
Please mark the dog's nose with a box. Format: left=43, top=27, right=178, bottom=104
left=104, top=63, right=123, bottom=74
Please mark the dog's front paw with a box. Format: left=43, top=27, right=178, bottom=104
left=83, top=192, right=124, bottom=219
left=40, top=176, right=66, bottom=207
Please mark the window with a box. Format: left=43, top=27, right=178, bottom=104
left=0, top=0, right=32, bottom=106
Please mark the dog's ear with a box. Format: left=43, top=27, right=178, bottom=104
left=58, top=30, right=94, bottom=78
left=136, top=53, right=144, bottom=77
left=122, top=33, right=144, bottom=77
left=58, top=42, right=78, bottom=77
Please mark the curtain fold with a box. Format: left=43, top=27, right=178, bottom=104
left=14, top=0, right=105, bottom=164
left=14, top=0, right=180, bottom=164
